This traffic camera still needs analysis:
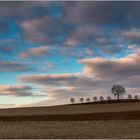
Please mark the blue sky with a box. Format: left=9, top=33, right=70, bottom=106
left=1, top=1, right=140, bottom=108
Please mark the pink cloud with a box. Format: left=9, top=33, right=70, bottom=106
left=20, top=46, right=51, bottom=58
left=78, top=51, right=140, bottom=78
left=20, top=74, right=78, bottom=85
left=0, top=61, right=31, bottom=72
left=0, top=85, right=32, bottom=96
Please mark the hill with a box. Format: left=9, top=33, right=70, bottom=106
left=0, top=101, right=140, bottom=117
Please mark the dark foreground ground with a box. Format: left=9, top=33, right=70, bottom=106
left=0, top=111, right=139, bottom=139
left=0, top=101, right=140, bottom=139
left=0, top=111, right=140, bottom=121
left=0, top=120, right=139, bottom=139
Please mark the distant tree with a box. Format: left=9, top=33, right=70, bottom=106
left=70, top=98, right=75, bottom=104
left=128, top=94, right=132, bottom=99
left=111, top=85, right=125, bottom=101
left=107, top=96, right=111, bottom=100
left=134, top=95, right=139, bottom=100
left=93, top=96, right=97, bottom=102
left=80, top=97, right=84, bottom=103
left=99, top=96, right=104, bottom=101
left=86, top=98, right=91, bottom=102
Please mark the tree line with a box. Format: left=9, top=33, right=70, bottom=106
left=70, top=85, right=140, bottom=104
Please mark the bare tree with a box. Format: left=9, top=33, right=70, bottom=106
left=70, top=98, right=75, bottom=104
left=86, top=98, right=91, bottom=102
left=99, top=96, right=104, bottom=101
left=111, top=85, right=125, bottom=101
left=80, top=97, right=84, bottom=103
left=128, top=94, right=132, bottom=99
left=107, top=96, right=111, bottom=100
left=93, top=96, right=97, bottom=102
left=134, top=95, right=139, bottom=100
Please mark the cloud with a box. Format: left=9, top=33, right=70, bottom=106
left=20, top=73, right=113, bottom=96
left=0, top=85, right=33, bottom=96
left=100, top=45, right=126, bottom=55
left=0, top=39, right=16, bottom=53
left=0, top=1, right=49, bottom=19
left=1, top=1, right=140, bottom=26
left=20, top=46, right=51, bottom=58
left=20, top=73, right=109, bottom=88
left=63, top=1, right=120, bottom=24
left=78, top=52, right=140, bottom=79
left=78, top=51, right=140, bottom=89
left=6, top=1, right=140, bottom=60
left=115, top=28, right=140, bottom=44
left=20, top=74, right=78, bottom=86
left=17, top=1, right=121, bottom=56
left=0, top=61, right=32, bottom=72
left=20, top=73, right=111, bottom=104
left=64, top=25, right=106, bottom=46
left=128, top=44, right=140, bottom=53
left=19, top=51, right=140, bottom=104
left=20, top=16, right=70, bottom=44
left=62, top=1, right=140, bottom=26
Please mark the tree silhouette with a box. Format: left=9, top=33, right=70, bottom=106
left=99, top=96, right=104, bottom=101
left=86, top=98, right=90, bottom=102
left=128, top=94, right=132, bottom=99
left=134, top=95, right=138, bottom=100
left=93, top=96, right=97, bottom=102
left=80, top=97, right=84, bottom=103
left=70, top=98, right=75, bottom=104
left=111, top=85, right=125, bottom=101
left=107, top=96, right=111, bottom=100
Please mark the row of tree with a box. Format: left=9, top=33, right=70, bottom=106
left=70, top=94, right=139, bottom=104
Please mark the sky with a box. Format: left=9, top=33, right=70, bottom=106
left=1, top=1, right=140, bottom=108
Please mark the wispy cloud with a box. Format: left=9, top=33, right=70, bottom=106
left=0, top=61, right=32, bottom=72
left=20, top=46, right=51, bottom=58
left=0, top=85, right=32, bottom=96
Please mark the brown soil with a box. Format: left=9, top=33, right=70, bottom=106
left=0, top=111, right=140, bottom=121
